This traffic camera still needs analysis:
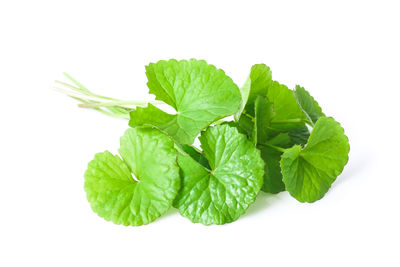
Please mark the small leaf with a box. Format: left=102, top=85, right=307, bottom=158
left=280, top=117, right=350, bottom=203
left=288, top=125, right=310, bottom=146
left=174, top=124, right=264, bottom=225
left=258, top=133, right=289, bottom=193
left=259, top=148, right=285, bottom=193
left=238, top=113, right=254, bottom=136
left=254, top=95, right=275, bottom=144
left=294, top=85, right=325, bottom=125
left=84, top=127, right=180, bottom=226
left=234, top=75, right=251, bottom=121
left=258, top=125, right=310, bottom=194
left=129, top=59, right=241, bottom=144
left=247, top=64, right=272, bottom=104
left=236, top=64, right=272, bottom=119
left=267, top=81, right=308, bottom=131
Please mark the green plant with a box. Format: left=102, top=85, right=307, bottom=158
left=54, top=59, right=349, bottom=226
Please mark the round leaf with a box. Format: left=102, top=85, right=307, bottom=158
left=129, top=59, right=241, bottom=144
left=280, top=117, right=350, bottom=203
left=84, top=127, right=180, bottom=226
left=174, top=124, right=264, bottom=225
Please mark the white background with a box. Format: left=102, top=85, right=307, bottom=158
left=1, top=0, right=399, bottom=266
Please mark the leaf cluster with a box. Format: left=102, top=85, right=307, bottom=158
left=73, top=59, right=350, bottom=226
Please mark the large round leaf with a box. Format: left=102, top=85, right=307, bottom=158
left=129, top=59, right=241, bottom=144
left=174, top=124, right=264, bottom=225
left=84, top=127, right=180, bottom=226
left=280, top=117, right=350, bottom=203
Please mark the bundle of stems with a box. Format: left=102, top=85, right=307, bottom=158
left=51, top=73, right=163, bottom=119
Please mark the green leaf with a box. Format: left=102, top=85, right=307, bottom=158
left=265, top=132, right=292, bottom=148
left=294, top=85, right=325, bottom=125
left=280, top=117, right=350, bottom=203
left=239, top=80, right=312, bottom=194
left=252, top=101, right=309, bottom=148
left=251, top=89, right=307, bottom=194
left=173, top=124, right=264, bottom=225
left=253, top=95, right=275, bottom=144
left=259, top=147, right=285, bottom=193
left=84, top=127, right=180, bottom=226
left=129, top=59, right=241, bottom=144
left=248, top=90, right=309, bottom=193
left=220, top=121, right=248, bottom=135
left=236, top=65, right=308, bottom=139
left=258, top=125, right=310, bottom=193
left=234, top=75, right=251, bottom=121
left=267, top=81, right=308, bottom=131
left=288, top=125, right=310, bottom=146
left=177, top=144, right=210, bottom=170
left=236, top=64, right=272, bottom=119
left=247, top=64, right=272, bottom=104
left=258, top=133, right=290, bottom=193
left=130, top=103, right=178, bottom=135
left=238, top=113, right=254, bottom=136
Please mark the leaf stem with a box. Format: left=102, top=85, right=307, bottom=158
left=263, top=143, right=286, bottom=153
left=55, top=80, right=119, bottom=101
left=51, top=86, right=110, bottom=102
left=78, top=100, right=163, bottom=108
left=67, top=95, right=131, bottom=119
left=272, top=118, right=304, bottom=123
left=63, top=72, right=90, bottom=92
left=52, top=73, right=164, bottom=120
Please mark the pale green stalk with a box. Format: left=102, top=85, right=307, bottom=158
left=52, top=73, right=163, bottom=119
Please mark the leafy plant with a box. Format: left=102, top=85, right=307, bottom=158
left=54, top=59, right=350, bottom=226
